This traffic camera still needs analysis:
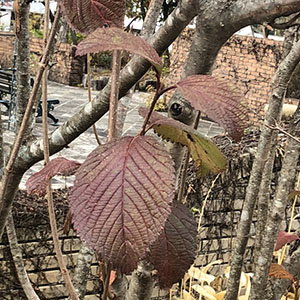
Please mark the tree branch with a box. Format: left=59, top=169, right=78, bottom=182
left=0, top=0, right=198, bottom=240
left=225, top=34, right=300, bottom=300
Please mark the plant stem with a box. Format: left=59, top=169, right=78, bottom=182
left=87, top=53, right=101, bottom=145
left=177, top=111, right=200, bottom=202
left=0, top=7, right=60, bottom=239
left=107, top=50, right=121, bottom=142
left=42, top=4, right=79, bottom=300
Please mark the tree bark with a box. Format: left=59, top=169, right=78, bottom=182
left=125, top=261, right=154, bottom=300
left=15, top=0, right=32, bottom=139
left=249, top=105, right=300, bottom=299
left=69, top=243, right=94, bottom=300
left=225, top=35, right=300, bottom=300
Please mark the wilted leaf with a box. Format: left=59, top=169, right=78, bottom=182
left=175, top=75, right=249, bottom=141
left=183, top=290, right=196, bottom=300
left=76, top=27, right=162, bottom=72
left=69, top=136, right=175, bottom=274
left=191, top=285, right=217, bottom=300
left=288, top=190, right=300, bottom=201
left=59, top=0, right=125, bottom=34
left=215, top=291, right=226, bottom=300
left=148, top=201, right=198, bottom=288
left=188, top=266, right=215, bottom=284
left=274, top=230, right=299, bottom=251
left=26, top=157, right=81, bottom=196
left=139, top=107, right=227, bottom=177
left=269, top=263, right=294, bottom=282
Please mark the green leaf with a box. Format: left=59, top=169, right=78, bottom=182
left=139, top=108, right=227, bottom=177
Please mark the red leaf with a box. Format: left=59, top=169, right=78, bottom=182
left=59, top=0, right=125, bottom=34
left=69, top=136, right=175, bottom=274
left=148, top=201, right=198, bottom=288
left=269, top=263, right=294, bottom=282
left=76, top=27, right=162, bottom=72
left=274, top=230, right=299, bottom=251
left=175, top=75, right=249, bottom=141
left=26, top=157, right=81, bottom=196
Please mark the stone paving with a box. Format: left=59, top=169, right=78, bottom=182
left=16, top=81, right=223, bottom=189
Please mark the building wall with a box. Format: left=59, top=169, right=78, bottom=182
left=168, top=30, right=286, bottom=123
left=0, top=32, right=83, bottom=86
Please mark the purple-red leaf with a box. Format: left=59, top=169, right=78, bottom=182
left=175, top=75, right=249, bottom=141
left=69, top=136, right=175, bottom=274
left=59, top=0, right=125, bottom=34
left=76, top=27, right=162, bottom=72
left=148, top=201, right=198, bottom=288
left=26, top=157, right=81, bottom=196
left=274, top=230, right=299, bottom=251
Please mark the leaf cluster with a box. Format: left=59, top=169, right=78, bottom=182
left=25, top=0, right=251, bottom=289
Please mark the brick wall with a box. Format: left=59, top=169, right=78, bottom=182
left=0, top=33, right=83, bottom=86
left=168, top=29, right=285, bottom=123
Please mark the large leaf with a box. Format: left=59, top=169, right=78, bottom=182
left=139, top=108, right=227, bottom=177
left=69, top=136, right=175, bottom=273
left=274, top=230, right=299, bottom=251
left=76, top=27, right=162, bottom=72
left=59, top=0, right=125, bottom=34
left=175, top=75, right=249, bottom=141
left=26, top=157, right=81, bottom=196
left=148, top=201, right=198, bottom=288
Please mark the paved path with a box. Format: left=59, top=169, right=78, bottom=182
left=17, top=81, right=223, bottom=189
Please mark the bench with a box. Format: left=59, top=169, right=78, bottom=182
left=0, top=69, right=60, bottom=127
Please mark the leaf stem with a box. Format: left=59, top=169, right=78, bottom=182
left=140, top=80, right=176, bottom=135
left=87, top=53, right=101, bottom=145
left=177, top=111, right=201, bottom=202
left=42, top=4, right=79, bottom=300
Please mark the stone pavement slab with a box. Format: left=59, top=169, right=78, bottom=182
left=17, top=81, right=223, bottom=189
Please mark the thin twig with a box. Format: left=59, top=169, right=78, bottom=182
left=87, top=53, right=101, bottom=145
left=0, top=7, right=60, bottom=238
left=102, top=263, right=112, bottom=300
left=177, top=111, right=201, bottom=203
left=197, top=173, right=220, bottom=234
left=265, top=122, right=300, bottom=144
left=42, top=4, right=79, bottom=300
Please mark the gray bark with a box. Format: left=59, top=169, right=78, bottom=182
left=15, top=0, right=32, bottom=139
left=125, top=261, right=154, bottom=300
left=249, top=103, right=300, bottom=299
left=167, top=0, right=300, bottom=186
left=70, top=243, right=94, bottom=300
left=226, top=36, right=300, bottom=300
left=6, top=210, right=40, bottom=300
